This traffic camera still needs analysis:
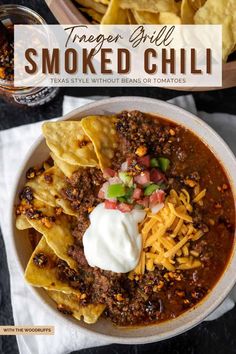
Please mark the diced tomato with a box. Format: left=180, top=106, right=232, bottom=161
left=132, top=187, right=143, bottom=200
left=134, top=171, right=150, bottom=185
left=149, top=190, right=165, bottom=206
left=137, top=155, right=150, bottom=168
left=103, top=168, right=116, bottom=179
left=150, top=168, right=165, bottom=183
left=117, top=202, right=133, bottom=213
left=105, top=200, right=117, bottom=209
left=98, top=189, right=105, bottom=199
left=126, top=157, right=133, bottom=166
left=136, top=197, right=149, bottom=208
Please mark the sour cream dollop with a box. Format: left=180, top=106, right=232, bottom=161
left=83, top=203, right=146, bottom=273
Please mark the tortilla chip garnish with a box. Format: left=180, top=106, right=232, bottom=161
left=79, top=7, right=103, bottom=22
left=26, top=165, right=77, bottom=216
left=127, top=9, right=137, bottom=24
left=47, top=290, right=105, bottom=324
left=27, top=217, right=77, bottom=270
left=25, top=237, right=80, bottom=295
left=191, top=0, right=207, bottom=11
left=21, top=201, right=77, bottom=270
left=119, top=0, right=178, bottom=14
left=181, top=0, right=196, bottom=24
left=81, top=115, right=118, bottom=170
left=95, top=0, right=110, bottom=4
left=50, top=153, right=79, bottom=178
left=159, top=12, right=181, bottom=24
left=132, top=10, right=159, bottom=24
left=101, top=0, right=128, bottom=24
left=175, top=0, right=182, bottom=16
left=26, top=166, right=64, bottom=208
left=42, top=121, right=98, bottom=167
left=17, top=198, right=55, bottom=219
left=194, top=0, right=236, bottom=62
left=74, top=0, right=107, bottom=14
left=16, top=214, right=31, bottom=230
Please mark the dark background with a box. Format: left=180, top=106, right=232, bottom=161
left=0, top=1, right=236, bottom=353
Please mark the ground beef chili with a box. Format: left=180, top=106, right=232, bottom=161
left=61, top=167, right=105, bottom=244
left=31, top=111, right=236, bottom=326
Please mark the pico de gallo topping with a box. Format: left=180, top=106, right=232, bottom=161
left=98, top=151, right=170, bottom=212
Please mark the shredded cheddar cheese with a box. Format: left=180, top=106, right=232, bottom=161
left=134, top=188, right=207, bottom=274
left=193, top=189, right=206, bottom=203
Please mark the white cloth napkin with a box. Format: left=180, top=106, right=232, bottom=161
left=0, top=95, right=236, bottom=354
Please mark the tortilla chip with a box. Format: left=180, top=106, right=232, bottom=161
left=27, top=217, right=77, bottom=270
left=132, top=9, right=181, bottom=25
left=181, top=0, right=196, bottom=24
left=24, top=202, right=77, bottom=270
left=25, top=237, right=80, bottom=294
left=175, top=0, right=182, bottom=16
left=79, top=7, right=103, bottom=22
left=50, top=153, right=78, bottom=178
left=159, top=12, right=181, bottom=24
left=75, top=0, right=107, bottom=14
left=194, top=0, right=236, bottom=62
left=119, top=0, right=178, bottom=14
left=127, top=9, right=137, bottom=24
left=47, top=290, right=105, bottom=324
left=101, top=0, right=128, bottom=24
left=16, top=214, right=31, bottom=230
left=56, top=199, right=78, bottom=217
left=17, top=198, right=55, bottom=218
left=81, top=115, right=118, bottom=170
left=94, top=0, right=110, bottom=4
left=190, top=0, right=207, bottom=11
left=26, top=165, right=77, bottom=216
left=42, top=121, right=98, bottom=167
left=26, top=166, right=64, bottom=208
left=132, top=10, right=159, bottom=24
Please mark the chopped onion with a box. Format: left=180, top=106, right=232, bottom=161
left=121, top=161, right=128, bottom=171
left=151, top=203, right=164, bottom=215
left=108, top=176, right=121, bottom=185
left=100, top=181, right=118, bottom=202
left=100, top=181, right=109, bottom=194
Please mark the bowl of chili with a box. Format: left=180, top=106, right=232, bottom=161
left=11, top=96, right=236, bottom=343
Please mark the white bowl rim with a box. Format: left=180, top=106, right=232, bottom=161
left=9, top=96, right=236, bottom=344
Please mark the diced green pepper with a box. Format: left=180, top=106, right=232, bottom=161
left=126, top=186, right=134, bottom=198
left=144, top=183, right=159, bottom=196
left=125, top=187, right=134, bottom=204
left=118, top=171, right=133, bottom=186
left=117, top=188, right=134, bottom=203
left=158, top=183, right=167, bottom=190
left=158, top=157, right=170, bottom=172
left=150, top=158, right=159, bottom=168
left=107, top=184, right=126, bottom=198
left=117, top=197, right=127, bottom=203
left=135, top=204, right=144, bottom=210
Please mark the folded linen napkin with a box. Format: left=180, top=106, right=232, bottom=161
left=0, top=94, right=235, bottom=354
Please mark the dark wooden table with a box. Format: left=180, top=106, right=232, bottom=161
left=1, top=1, right=236, bottom=353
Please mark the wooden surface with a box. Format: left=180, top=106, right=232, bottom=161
left=45, top=0, right=89, bottom=24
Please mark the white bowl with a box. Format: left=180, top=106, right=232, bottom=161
left=10, top=96, right=236, bottom=344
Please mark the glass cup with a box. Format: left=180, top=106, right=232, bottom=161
left=0, top=4, right=59, bottom=107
